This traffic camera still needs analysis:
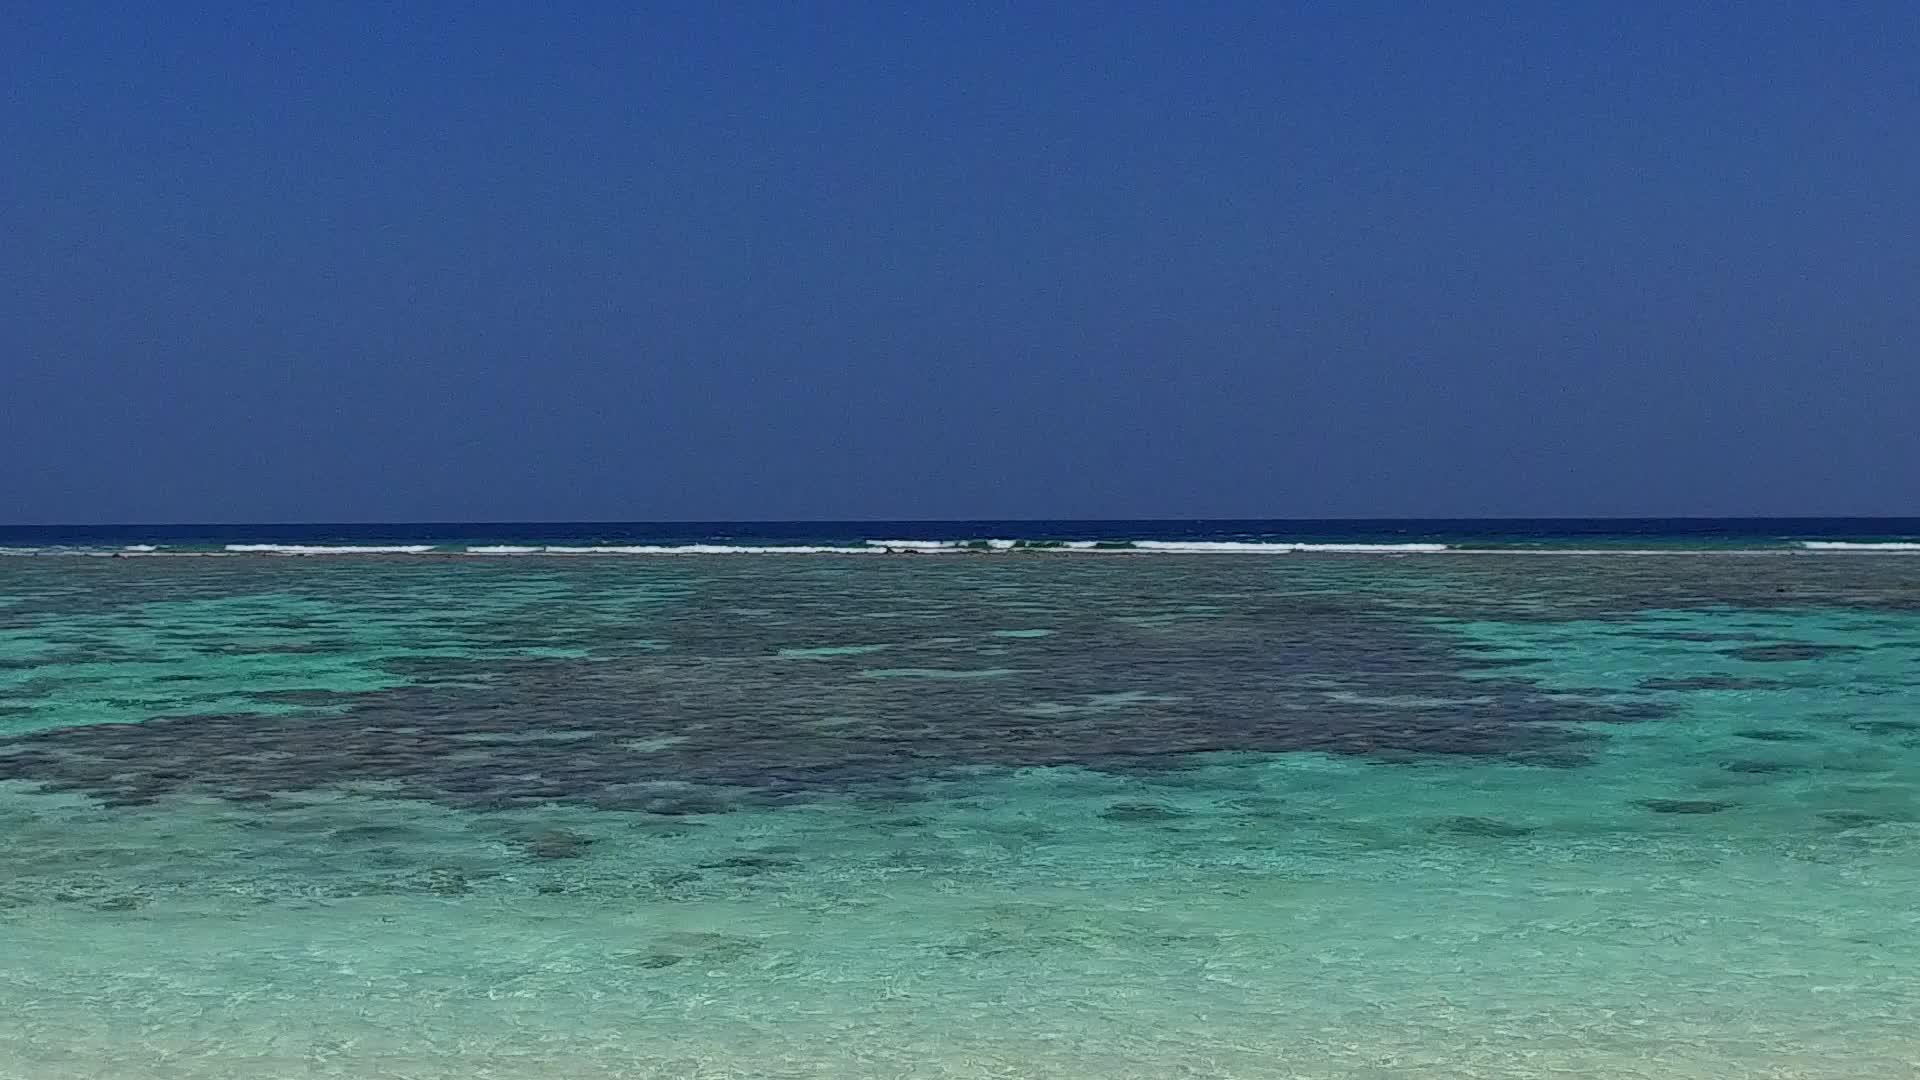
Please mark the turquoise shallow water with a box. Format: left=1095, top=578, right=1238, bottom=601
left=3, top=554, right=1919, bottom=1078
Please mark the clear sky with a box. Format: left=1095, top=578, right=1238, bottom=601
left=4, top=3, right=1917, bottom=523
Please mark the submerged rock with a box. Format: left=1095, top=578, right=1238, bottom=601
left=520, top=829, right=596, bottom=861
left=1732, top=729, right=1817, bottom=743
left=1819, top=810, right=1898, bottom=829
left=1724, top=643, right=1864, bottom=662
left=1435, top=815, right=1537, bottom=838
left=1099, top=801, right=1188, bottom=823
left=1638, top=676, right=1788, bottom=692
left=1722, top=759, right=1794, bottom=774
left=626, top=953, right=686, bottom=969
left=1636, top=798, right=1735, bottom=815
left=698, top=854, right=800, bottom=874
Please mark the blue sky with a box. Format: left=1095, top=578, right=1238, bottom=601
left=4, top=3, right=1916, bottom=522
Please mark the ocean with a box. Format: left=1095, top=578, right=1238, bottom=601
left=5, top=517, right=1920, bottom=554
left=3, top=520, right=1919, bottom=1078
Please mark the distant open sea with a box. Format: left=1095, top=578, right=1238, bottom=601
left=4, top=516, right=1920, bottom=553
left=4, top=520, right=1920, bottom=1077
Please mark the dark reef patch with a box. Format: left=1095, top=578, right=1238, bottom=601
left=1099, top=802, right=1189, bottom=823
left=12, top=553, right=1918, bottom=814
left=518, top=829, right=596, bottom=861
left=625, top=953, right=686, bottom=969
left=1638, top=676, right=1791, bottom=692
left=1819, top=810, right=1902, bottom=829
left=1723, top=643, right=1866, bottom=663
left=1434, top=816, right=1537, bottom=838
left=1853, top=720, right=1920, bottom=737
left=1636, top=798, right=1736, bottom=815
left=1722, top=759, right=1795, bottom=774
left=1732, top=729, right=1818, bottom=743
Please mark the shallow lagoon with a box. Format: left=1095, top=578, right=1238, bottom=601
left=3, top=554, right=1918, bottom=1078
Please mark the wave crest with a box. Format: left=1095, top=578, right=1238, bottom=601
left=1130, top=541, right=1451, bottom=553
left=223, top=544, right=439, bottom=555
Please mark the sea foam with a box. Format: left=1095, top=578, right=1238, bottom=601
left=223, top=544, right=439, bottom=555
left=213, top=539, right=1462, bottom=556
left=1130, top=540, right=1452, bottom=553
left=507, top=544, right=882, bottom=555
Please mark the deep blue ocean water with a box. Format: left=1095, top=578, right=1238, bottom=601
left=3, top=522, right=1919, bottom=1077
left=4, top=516, right=1920, bottom=552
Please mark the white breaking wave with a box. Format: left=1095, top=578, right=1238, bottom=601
left=1799, top=541, right=1920, bottom=551
left=518, top=544, right=882, bottom=555
left=865, top=538, right=1105, bottom=552
left=864, top=539, right=977, bottom=552
left=1130, top=541, right=1452, bottom=553
left=478, top=539, right=1460, bottom=555
left=224, top=544, right=439, bottom=555
left=122, top=544, right=159, bottom=552
left=863, top=538, right=1434, bottom=552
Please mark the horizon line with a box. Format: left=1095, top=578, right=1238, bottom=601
left=6, top=514, right=1919, bottom=530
